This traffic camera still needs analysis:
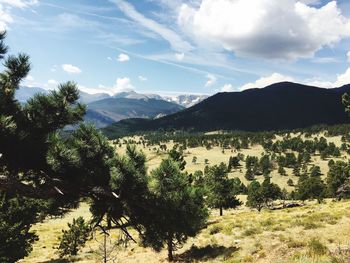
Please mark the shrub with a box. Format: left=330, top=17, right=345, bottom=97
left=307, top=238, right=328, bottom=256
left=242, top=227, right=262, bottom=237
left=209, top=225, right=222, bottom=235
left=58, top=217, right=90, bottom=257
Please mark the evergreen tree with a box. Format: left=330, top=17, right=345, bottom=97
left=297, top=174, right=326, bottom=203
left=204, top=163, right=241, bottom=216
left=0, top=194, right=46, bottom=263
left=326, top=161, right=350, bottom=198
left=169, top=146, right=186, bottom=170
left=58, top=217, right=90, bottom=257
left=245, top=166, right=255, bottom=181
left=228, top=156, right=240, bottom=171
left=246, top=181, right=264, bottom=212
left=0, top=31, right=170, bottom=260
left=278, top=165, right=286, bottom=176
left=143, top=159, right=208, bottom=261
left=310, top=165, right=322, bottom=177
left=246, top=177, right=282, bottom=211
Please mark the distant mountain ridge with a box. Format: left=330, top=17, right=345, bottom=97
left=16, top=86, right=207, bottom=107
left=16, top=86, right=194, bottom=127
left=86, top=97, right=184, bottom=128
left=103, top=82, right=350, bottom=137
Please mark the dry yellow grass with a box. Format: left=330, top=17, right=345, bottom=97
left=20, top=133, right=350, bottom=262
left=20, top=200, right=350, bottom=263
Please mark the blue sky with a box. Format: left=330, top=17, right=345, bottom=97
left=2, top=0, right=350, bottom=95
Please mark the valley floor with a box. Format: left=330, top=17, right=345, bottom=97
left=20, top=132, right=350, bottom=263
left=21, top=199, right=350, bottom=263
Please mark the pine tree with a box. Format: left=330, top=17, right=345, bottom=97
left=246, top=177, right=282, bottom=211
left=58, top=217, right=90, bottom=257
left=168, top=146, right=186, bottom=170
left=0, top=194, right=46, bottom=263
left=297, top=174, right=326, bottom=203
left=204, top=162, right=241, bottom=216
left=245, top=166, right=255, bottom=181
left=246, top=181, right=264, bottom=212
left=0, top=31, right=166, bottom=260
left=143, top=159, right=208, bottom=261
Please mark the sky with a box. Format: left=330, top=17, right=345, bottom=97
left=2, top=0, right=350, bottom=96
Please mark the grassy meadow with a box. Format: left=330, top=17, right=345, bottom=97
left=20, top=133, right=350, bottom=263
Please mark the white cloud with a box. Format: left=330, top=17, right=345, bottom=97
left=43, top=79, right=59, bottom=90
left=47, top=79, right=58, bottom=85
left=25, top=75, right=34, bottom=81
left=312, top=57, right=338, bottom=64
left=220, top=84, right=235, bottom=92
left=175, top=52, right=185, bottom=61
left=204, top=73, right=216, bottom=87
left=305, top=79, right=333, bottom=88
left=77, top=84, right=106, bottom=95
left=77, top=78, right=136, bottom=95
left=117, top=53, right=130, bottom=62
left=50, top=65, right=58, bottom=72
left=0, top=0, right=38, bottom=8
left=334, top=68, right=350, bottom=87
left=241, top=73, right=294, bottom=90
left=0, top=0, right=38, bottom=31
left=107, top=56, right=113, bottom=61
left=111, top=0, right=193, bottom=52
left=178, top=0, right=350, bottom=60
left=304, top=68, right=350, bottom=88
left=62, top=64, right=82, bottom=74
left=112, top=77, right=134, bottom=93
left=0, top=4, right=13, bottom=31
left=138, top=75, right=147, bottom=81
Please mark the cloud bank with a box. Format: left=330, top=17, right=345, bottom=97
left=178, top=0, right=350, bottom=60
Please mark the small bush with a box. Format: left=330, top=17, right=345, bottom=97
left=286, top=238, right=306, bottom=248
left=242, top=227, right=262, bottom=237
left=292, top=219, right=322, bottom=230
left=209, top=225, right=222, bottom=235
left=307, top=238, right=328, bottom=256
left=58, top=217, right=90, bottom=257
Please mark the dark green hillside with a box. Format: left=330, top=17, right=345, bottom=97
left=103, top=82, right=350, bottom=137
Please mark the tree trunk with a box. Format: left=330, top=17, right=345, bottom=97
left=103, top=232, right=107, bottom=263
left=167, top=238, right=173, bottom=261
left=219, top=206, right=223, bottom=216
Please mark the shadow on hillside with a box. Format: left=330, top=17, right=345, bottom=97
left=177, top=244, right=239, bottom=261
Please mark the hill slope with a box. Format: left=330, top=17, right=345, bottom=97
left=103, top=82, right=350, bottom=136
left=86, top=97, right=184, bottom=127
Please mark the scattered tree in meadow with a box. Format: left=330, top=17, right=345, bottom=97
left=231, top=177, right=248, bottom=194
left=169, top=146, right=186, bottom=170
left=245, top=166, right=255, bottom=181
left=228, top=156, right=240, bottom=171
left=204, top=163, right=241, bottom=216
left=246, top=177, right=282, bottom=211
left=310, top=165, right=322, bottom=177
left=192, top=156, right=197, bottom=164
left=58, top=217, right=91, bottom=257
left=278, top=165, right=287, bottom=176
left=297, top=174, right=326, bottom=203
left=143, top=158, right=208, bottom=261
left=246, top=181, right=264, bottom=212
left=326, top=161, right=350, bottom=199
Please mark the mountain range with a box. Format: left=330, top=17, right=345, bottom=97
left=103, top=82, right=350, bottom=137
left=16, top=86, right=208, bottom=127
